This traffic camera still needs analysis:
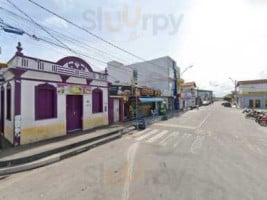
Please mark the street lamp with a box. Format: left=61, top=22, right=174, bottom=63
left=180, top=65, right=194, bottom=76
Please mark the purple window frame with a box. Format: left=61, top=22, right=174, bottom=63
left=35, top=83, right=57, bottom=120
left=92, top=88, right=103, bottom=113
left=6, top=83, right=11, bottom=121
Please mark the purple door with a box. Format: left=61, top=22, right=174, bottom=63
left=0, top=87, right=4, bottom=148
left=0, top=87, right=4, bottom=134
left=108, top=98, right=114, bottom=125
left=66, top=95, right=83, bottom=133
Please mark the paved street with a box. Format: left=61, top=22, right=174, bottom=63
left=0, top=102, right=267, bottom=200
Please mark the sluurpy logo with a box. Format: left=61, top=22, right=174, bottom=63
left=82, top=6, right=184, bottom=41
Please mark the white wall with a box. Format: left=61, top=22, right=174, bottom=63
left=21, top=71, right=62, bottom=82
left=239, top=83, right=267, bottom=93
left=21, top=80, right=66, bottom=129
left=107, top=57, right=178, bottom=97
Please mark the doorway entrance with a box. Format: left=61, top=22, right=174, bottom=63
left=66, top=95, right=83, bottom=133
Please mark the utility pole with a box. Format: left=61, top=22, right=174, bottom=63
left=133, top=69, right=138, bottom=128
left=229, top=77, right=237, bottom=105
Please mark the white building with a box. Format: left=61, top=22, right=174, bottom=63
left=107, top=57, right=180, bottom=111
left=0, top=43, right=109, bottom=146
left=182, top=82, right=197, bottom=109
left=237, top=79, right=267, bottom=109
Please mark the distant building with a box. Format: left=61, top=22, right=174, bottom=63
left=197, top=89, right=213, bottom=105
left=237, top=79, right=267, bottom=109
left=182, top=82, right=197, bottom=109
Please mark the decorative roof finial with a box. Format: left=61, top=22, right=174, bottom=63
left=16, top=42, right=23, bottom=56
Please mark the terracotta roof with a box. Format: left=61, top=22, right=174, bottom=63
left=182, top=82, right=196, bottom=87
left=237, top=79, right=267, bottom=86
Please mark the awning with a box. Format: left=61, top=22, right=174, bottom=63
left=139, top=97, right=164, bottom=103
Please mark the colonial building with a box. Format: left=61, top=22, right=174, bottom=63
left=107, top=56, right=180, bottom=111
left=0, top=43, right=109, bottom=146
left=237, top=79, right=267, bottom=109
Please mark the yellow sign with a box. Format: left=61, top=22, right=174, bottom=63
left=241, top=91, right=267, bottom=95
left=57, top=84, right=92, bottom=95
left=0, top=63, right=8, bottom=68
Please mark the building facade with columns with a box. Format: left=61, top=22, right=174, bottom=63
left=0, top=43, right=109, bottom=146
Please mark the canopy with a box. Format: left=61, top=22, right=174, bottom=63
left=139, top=97, right=164, bottom=103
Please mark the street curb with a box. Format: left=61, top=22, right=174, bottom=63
left=0, top=126, right=136, bottom=175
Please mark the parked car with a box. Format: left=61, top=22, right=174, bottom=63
left=222, top=102, right=231, bottom=107
left=202, top=100, right=210, bottom=106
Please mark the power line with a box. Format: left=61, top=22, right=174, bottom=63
left=0, top=6, right=137, bottom=70
left=1, top=3, right=178, bottom=85
left=6, top=0, right=79, bottom=56
left=2, top=3, right=173, bottom=79
left=26, top=0, right=147, bottom=61
left=26, top=0, right=178, bottom=73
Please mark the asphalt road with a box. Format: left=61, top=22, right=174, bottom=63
left=0, top=102, right=267, bottom=200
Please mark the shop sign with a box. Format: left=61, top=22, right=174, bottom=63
left=141, top=88, right=161, bottom=97
left=57, top=83, right=92, bottom=95
left=242, top=91, right=267, bottom=95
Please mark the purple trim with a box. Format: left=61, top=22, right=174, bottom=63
left=86, top=79, right=93, bottom=85
left=20, top=77, right=108, bottom=88
left=6, top=82, right=11, bottom=121
left=12, top=55, right=107, bottom=75
left=92, top=88, right=103, bottom=113
left=15, top=67, right=97, bottom=82
left=108, top=98, right=114, bottom=124
left=0, top=86, right=5, bottom=134
left=119, top=98, right=124, bottom=121
left=35, top=83, right=57, bottom=120
left=12, top=69, right=25, bottom=116
left=14, top=80, right=21, bottom=116
left=10, top=68, right=27, bottom=77
left=57, top=56, right=93, bottom=72
left=60, top=75, right=70, bottom=83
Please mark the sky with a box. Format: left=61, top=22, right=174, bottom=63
left=0, top=0, right=267, bottom=97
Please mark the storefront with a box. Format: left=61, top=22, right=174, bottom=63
left=0, top=43, right=109, bottom=146
left=237, top=80, right=267, bottom=109
left=127, top=87, right=163, bottom=118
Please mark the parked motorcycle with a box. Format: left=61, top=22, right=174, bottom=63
left=255, top=112, right=267, bottom=123
left=245, top=110, right=262, bottom=119
left=258, top=115, right=267, bottom=127
left=242, top=108, right=252, bottom=113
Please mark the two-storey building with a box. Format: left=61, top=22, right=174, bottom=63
left=237, top=79, right=267, bottom=109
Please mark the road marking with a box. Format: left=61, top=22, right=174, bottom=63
left=197, top=112, right=212, bottom=128
left=132, top=128, right=151, bottom=138
left=135, top=129, right=159, bottom=141
left=190, top=135, right=205, bottom=154
left=158, top=132, right=178, bottom=146
left=155, top=123, right=196, bottom=130
left=122, top=142, right=140, bottom=200
left=146, top=130, right=169, bottom=143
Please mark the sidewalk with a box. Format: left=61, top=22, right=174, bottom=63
left=0, top=124, right=135, bottom=175
left=0, top=110, right=183, bottom=176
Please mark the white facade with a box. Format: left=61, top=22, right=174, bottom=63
left=237, top=81, right=267, bottom=109
left=0, top=49, right=109, bottom=146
